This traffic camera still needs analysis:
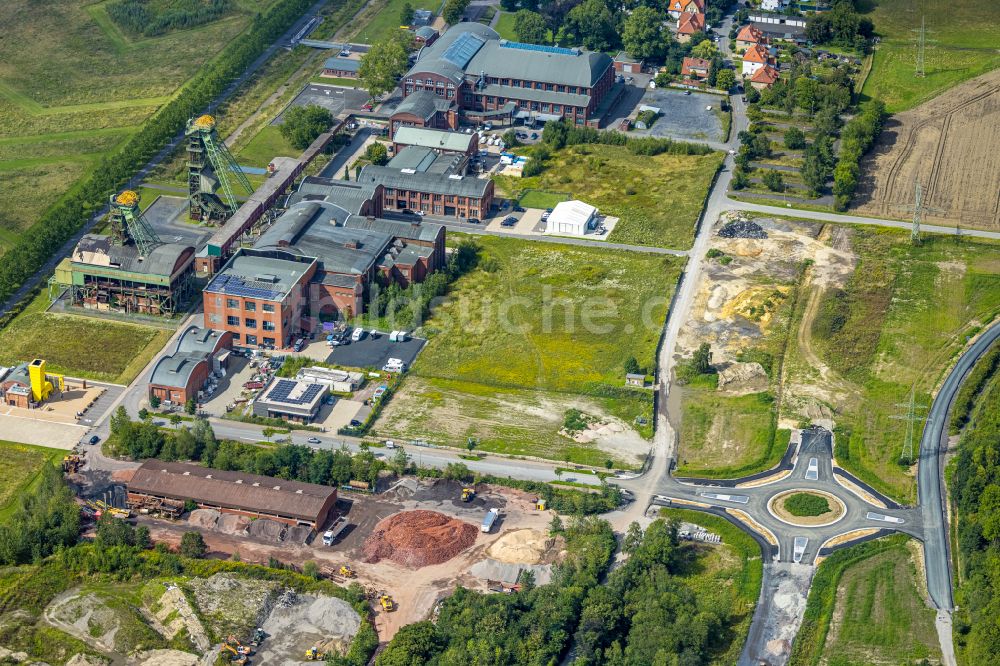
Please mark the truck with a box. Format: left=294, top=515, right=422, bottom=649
left=481, top=508, right=499, bottom=533
left=322, top=516, right=349, bottom=545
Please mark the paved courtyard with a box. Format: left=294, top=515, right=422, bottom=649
left=630, top=88, right=726, bottom=143
left=273, top=84, right=371, bottom=125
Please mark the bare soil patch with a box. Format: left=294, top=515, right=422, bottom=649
left=854, top=68, right=1000, bottom=230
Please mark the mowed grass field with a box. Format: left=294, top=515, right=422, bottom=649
left=0, top=441, right=65, bottom=521
left=0, top=293, right=173, bottom=385
left=790, top=537, right=940, bottom=666
left=496, top=144, right=723, bottom=250
left=809, top=229, right=1000, bottom=501
left=862, top=0, right=1000, bottom=111
left=375, top=236, right=683, bottom=465
left=0, top=0, right=260, bottom=256
left=348, top=0, right=416, bottom=44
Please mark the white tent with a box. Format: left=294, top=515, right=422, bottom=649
left=546, top=200, right=597, bottom=236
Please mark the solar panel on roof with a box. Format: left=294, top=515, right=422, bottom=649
left=442, top=32, right=486, bottom=68
left=500, top=41, right=579, bottom=56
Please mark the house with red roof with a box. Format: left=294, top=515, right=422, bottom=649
left=681, top=56, right=711, bottom=80
left=734, top=24, right=767, bottom=53
left=749, top=64, right=780, bottom=89
left=666, top=0, right=704, bottom=19
left=742, top=43, right=775, bottom=77
left=676, top=11, right=706, bottom=43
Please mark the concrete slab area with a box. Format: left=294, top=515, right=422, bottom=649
left=630, top=88, right=725, bottom=143
left=143, top=195, right=213, bottom=250
left=273, top=83, right=371, bottom=125
left=0, top=410, right=86, bottom=450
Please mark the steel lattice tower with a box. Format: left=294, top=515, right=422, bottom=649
left=108, top=190, right=161, bottom=257
left=892, top=387, right=928, bottom=465
left=185, top=115, right=252, bottom=222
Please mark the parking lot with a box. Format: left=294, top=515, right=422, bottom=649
left=630, top=88, right=726, bottom=143
left=324, top=332, right=426, bottom=369
left=143, top=195, right=213, bottom=250
left=272, top=83, right=371, bottom=125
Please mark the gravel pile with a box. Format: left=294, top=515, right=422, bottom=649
left=216, top=513, right=250, bottom=535
left=247, top=518, right=286, bottom=542
left=362, top=510, right=478, bottom=568
left=187, top=509, right=220, bottom=529
left=719, top=219, right=768, bottom=239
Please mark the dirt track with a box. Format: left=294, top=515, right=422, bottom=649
left=854, top=69, right=1000, bottom=230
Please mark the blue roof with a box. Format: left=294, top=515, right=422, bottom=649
left=442, top=32, right=486, bottom=69
left=499, top=41, right=579, bottom=56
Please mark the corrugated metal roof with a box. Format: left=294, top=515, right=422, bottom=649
left=149, top=351, right=207, bottom=390
left=128, top=460, right=335, bottom=522
left=392, top=89, right=454, bottom=120
left=478, top=83, right=591, bottom=108
left=323, top=57, right=361, bottom=71
left=393, top=126, right=474, bottom=152
left=344, top=216, right=444, bottom=243
left=387, top=145, right=440, bottom=171
left=177, top=326, right=228, bottom=356
left=468, top=40, right=612, bottom=88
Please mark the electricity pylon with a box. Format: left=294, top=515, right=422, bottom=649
left=892, top=387, right=928, bottom=465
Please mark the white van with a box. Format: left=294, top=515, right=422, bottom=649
left=351, top=327, right=364, bottom=342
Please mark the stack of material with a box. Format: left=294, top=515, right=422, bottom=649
left=187, top=509, right=220, bottom=529
left=718, top=219, right=767, bottom=239
left=362, top=510, right=477, bottom=568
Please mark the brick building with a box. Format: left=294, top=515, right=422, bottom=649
left=148, top=326, right=233, bottom=404
left=358, top=165, right=494, bottom=219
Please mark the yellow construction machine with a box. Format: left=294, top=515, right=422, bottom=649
left=380, top=594, right=395, bottom=612
left=461, top=487, right=475, bottom=502
left=220, top=644, right=247, bottom=664
left=305, top=646, right=325, bottom=661
left=339, top=565, right=356, bottom=578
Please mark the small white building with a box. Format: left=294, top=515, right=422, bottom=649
left=545, top=200, right=597, bottom=236
left=295, top=366, right=364, bottom=393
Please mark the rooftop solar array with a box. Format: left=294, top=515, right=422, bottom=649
left=500, top=41, right=579, bottom=56
left=267, top=379, right=324, bottom=405
left=442, top=32, right=486, bottom=68
left=205, top=273, right=282, bottom=300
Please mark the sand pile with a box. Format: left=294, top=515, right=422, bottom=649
left=187, top=509, right=219, bottom=529
left=486, top=529, right=551, bottom=564
left=248, top=518, right=286, bottom=542
left=362, top=510, right=477, bottom=568
left=216, top=513, right=250, bottom=535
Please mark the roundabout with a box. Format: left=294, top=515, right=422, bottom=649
left=768, top=489, right=846, bottom=527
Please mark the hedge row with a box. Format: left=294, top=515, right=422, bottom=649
left=832, top=100, right=887, bottom=211
left=0, top=0, right=315, bottom=305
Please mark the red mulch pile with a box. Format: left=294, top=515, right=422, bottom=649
left=362, top=510, right=478, bottom=568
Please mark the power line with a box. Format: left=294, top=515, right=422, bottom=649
left=916, top=15, right=926, bottom=78
left=892, top=387, right=928, bottom=465
left=891, top=179, right=947, bottom=245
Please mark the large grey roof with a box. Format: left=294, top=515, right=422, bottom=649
left=392, top=89, right=454, bottom=120
left=393, top=126, right=474, bottom=152
left=323, top=57, right=361, bottom=72
left=388, top=145, right=440, bottom=171
left=177, top=326, right=228, bottom=355
left=478, top=83, right=590, bottom=108
left=292, top=176, right=377, bottom=214
left=72, top=235, right=193, bottom=278
left=205, top=252, right=313, bottom=301
left=468, top=40, right=612, bottom=88
left=359, top=165, right=490, bottom=198
left=149, top=351, right=206, bottom=390
left=344, top=216, right=444, bottom=243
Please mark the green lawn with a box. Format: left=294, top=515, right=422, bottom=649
left=810, top=230, right=1000, bottom=501
left=496, top=144, right=723, bottom=250
left=790, top=536, right=941, bottom=666
left=373, top=235, right=682, bottom=465
left=862, top=0, right=1000, bottom=111
left=0, top=441, right=64, bottom=521
left=494, top=12, right=517, bottom=40
left=0, top=292, right=174, bottom=384
left=234, top=124, right=299, bottom=168
left=517, top=189, right=569, bottom=209
left=348, top=0, right=419, bottom=44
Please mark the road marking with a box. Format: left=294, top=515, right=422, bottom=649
left=793, top=536, right=808, bottom=563
left=699, top=492, right=750, bottom=504
left=866, top=511, right=905, bottom=524
left=805, top=457, right=819, bottom=480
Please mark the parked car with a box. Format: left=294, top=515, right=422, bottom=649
left=684, top=90, right=692, bottom=95
left=350, top=419, right=362, bottom=427
left=307, top=437, right=321, bottom=444
left=415, top=210, right=426, bottom=217
left=293, top=338, right=304, bottom=352
left=501, top=215, right=517, bottom=227
left=512, top=205, right=525, bottom=212
left=89, top=435, right=100, bottom=445
left=351, top=327, right=365, bottom=342
left=467, top=217, right=481, bottom=224
left=530, top=132, right=538, bottom=140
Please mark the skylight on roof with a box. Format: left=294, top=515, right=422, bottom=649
left=442, top=32, right=486, bottom=68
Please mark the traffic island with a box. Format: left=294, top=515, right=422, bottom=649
left=768, top=489, right=846, bottom=527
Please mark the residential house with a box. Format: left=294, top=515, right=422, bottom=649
left=666, top=0, right=704, bottom=19
left=681, top=57, right=711, bottom=80
left=676, top=12, right=706, bottom=43
left=742, top=43, right=775, bottom=77
left=749, top=64, right=781, bottom=89
left=734, top=24, right=767, bottom=53
left=760, top=0, right=790, bottom=11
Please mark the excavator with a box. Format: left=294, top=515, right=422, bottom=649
left=380, top=594, right=395, bottom=612
left=305, top=646, right=326, bottom=661
left=339, top=565, right=356, bottom=578
left=461, top=487, right=475, bottom=502
left=220, top=644, right=248, bottom=664
left=226, top=635, right=252, bottom=655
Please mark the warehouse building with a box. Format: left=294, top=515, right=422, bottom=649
left=393, top=23, right=618, bottom=131
left=321, top=57, right=361, bottom=79
left=545, top=200, right=598, bottom=236
left=391, top=126, right=479, bottom=159
left=148, top=326, right=233, bottom=405
left=127, top=459, right=338, bottom=528
left=358, top=164, right=494, bottom=219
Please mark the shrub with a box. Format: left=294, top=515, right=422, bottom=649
left=784, top=492, right=830, bottom=516
left=762, top=169, right=785, bottom=192
left=784, top=127, right=806, bottom=150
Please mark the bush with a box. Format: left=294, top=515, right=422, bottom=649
left=365, top=142, right=389, bottom=165
left=180, top=532, right=208, bottom=558
left=784, top=127, right=806, bottom=150
left=280, top=104, right=334, bottom=150
left=762, top=169, right=785, bottom=192
left=784, top=492, right=830, bottom=516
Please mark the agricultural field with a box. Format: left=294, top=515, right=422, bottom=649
left=0, top=0, right=260, bottom=256
left=853, top=68, right=1000, bottom=232
left=861, top=0, right=1000, bottom=112
left=790, top=536, right=941, bottom=666
left=374, top=235, right=683, bottom=466
left=0, top=441, right=64, bottom=520
left=496, top=144, right=723, bottom=249
left=0, top=292, right=173, bottom=384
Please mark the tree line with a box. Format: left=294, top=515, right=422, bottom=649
left=0, top=0, right=315, bottom=309
left=832, top=100, right=886, bottom=210
left=108, top=0, right=234, bottom=37
left=950, top=362, right=1000, bottom=663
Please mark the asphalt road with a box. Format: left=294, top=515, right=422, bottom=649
left=919, top=321, right=1000, bottom=610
